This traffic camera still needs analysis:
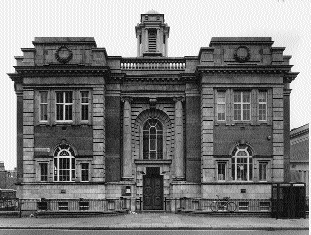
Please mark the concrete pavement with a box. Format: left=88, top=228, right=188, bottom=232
left=0, top=213, right=308, bottom=230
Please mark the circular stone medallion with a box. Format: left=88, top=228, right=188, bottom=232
left=55, top=45, right=73, bottom=64
left=234, top=46, right=250, bottom=63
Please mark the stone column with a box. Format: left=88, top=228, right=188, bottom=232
left=156, top=28, right=161, bottom=53
left=122, top=97, right=133, bottom=180
left=144, top=29, right=149, bottom=53
left=164, top=34, right=168, bottom=57
left=174, top=97, right=185, bottom=180
left=137, top=34, right=140, bottom=57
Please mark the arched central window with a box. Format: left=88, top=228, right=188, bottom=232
left=54, top=144, right=75, bottom=181
left=143, top=119, right=163, bottom=159
left=232, top=145, right=253, bottom=181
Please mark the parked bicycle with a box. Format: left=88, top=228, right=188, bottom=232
left=210, top=195, right=237, bottom=212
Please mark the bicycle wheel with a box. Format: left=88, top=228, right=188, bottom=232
left=210, top=201, right=218, bottom=212
left=227, top=201, right=237, bottom=212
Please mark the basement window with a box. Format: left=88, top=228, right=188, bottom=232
left=58, top=201, right=68, bottom=211
left=238, top=201, right=249, bottom=211
left=79, top=201, right=89, bottom=211
left=259, top=201, right=270, bottom=211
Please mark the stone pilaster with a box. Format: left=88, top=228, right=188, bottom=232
left=122, top=97, right=133, bottom=180
left=201, top=85, right=214, bottom=183
left=283, top=85, right=291, bottom=182
left=16, top=88, right=23, bottom=184
left=23, top=89, right=35, bottom=183
left=92, top=87, right=105, bottom=182
left=174, top=97, right=185, bottom=180
left=272, top=86, right=284, bottom=182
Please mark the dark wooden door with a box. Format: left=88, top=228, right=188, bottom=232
left=143, top=174, right=163, bottom=210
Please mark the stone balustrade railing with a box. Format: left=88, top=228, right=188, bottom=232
left=121, top=58, right=186, bottom=70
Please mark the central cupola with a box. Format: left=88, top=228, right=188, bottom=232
left=135, top=10, right=170, bottom=57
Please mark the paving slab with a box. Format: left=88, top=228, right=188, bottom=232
left=0, top=213, right=308, bottom=230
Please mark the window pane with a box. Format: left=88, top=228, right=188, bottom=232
left=150, top=151, right=156, bottom=159
left=259, top=104, right=267, bottom=121
left=56, top=92, right=63, bottom=103
left=258, top=92, right=267, bottom=102
left=143, top=133, right=149, bottom=159
left=217, top=162, right=226, bottom=180
left=40, top=104, right=48, bottom=121
left=232, top=158, right=235, bottom=180
left=150, top=127, right=156, bottom=135
left=259, top=162, right=267, bottom=181
left=81, top=105, right=88, bottom=120
left=65, top=105, right=72, bottom=120
left=243, top=104, right=250, bottom=120
left=81, top=163, right=89, bottom=181
left=217, top=92, right=225, bottom=103
left=65, top=92, right=72, bottom=103
left=234, top=104, right=241, bottom=120
left=150, top=139, right=156, bottom=151
left=56, top=104, right=63, bottom=120
left=40, top=163, right=48, bottom=181
left=218, top=104, right=225, bottom=121
left=234, top=92, right=241, bottom=102
left=81, top=91, right=89, bottom=103
left=40, top=91, right=48, bottom=103
left=243, top=92, right=250, bottom=103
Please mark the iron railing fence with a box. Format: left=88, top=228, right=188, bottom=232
left=0, top=198, right=19, bottom=211
left=164, top=198, right=272, bottom=212
left=20, top=198, right=132, bottom=212
left=0, top=197, right=308, bottom=216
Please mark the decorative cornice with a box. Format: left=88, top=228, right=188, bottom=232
left=283, top=72, right=299, bottom=83
left=13, top=65, right=110, bottom=77
left=196, top=65, right=294, bottom=75
left=108, top=73, right=197, bottom=83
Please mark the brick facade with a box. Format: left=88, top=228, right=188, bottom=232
left=8, top=12, right=298, bottom=209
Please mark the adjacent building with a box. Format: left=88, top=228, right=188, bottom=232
left=8, top=11, right=299, bottom=210
left=290, top=124, right=309, bottom=195
left=0, top=161, right=17, bottom=190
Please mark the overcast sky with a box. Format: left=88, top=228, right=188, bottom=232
left=0, top=0, right=310, bottom=170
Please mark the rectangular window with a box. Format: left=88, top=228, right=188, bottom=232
left=81, top=163, right=89, bottom=182
left=39, top=91, right=48, bottom=121
left=79, top=201, right=89, bottom=211
left=233, top=91, right=251, bottom=121
left=217, top=162, right=227, bottom=181
left=80, top=91, right=89, bottom=121
left=58, top=201, right=68, bottom=211
left=238, top=201, right=249, bottom=211
left=217, top=91, right=226, bottom=121
left=40, top=163, right=48, bottom=182
left=259, top=201, right=270, bottom=211
left=56, top=91, right=73, bottom=121
left=258, top=91, right=267, bottom=121
left=259, top=162, right=268, bottom=181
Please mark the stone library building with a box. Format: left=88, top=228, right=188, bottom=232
left=8, top=10, right=298, bottom=211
